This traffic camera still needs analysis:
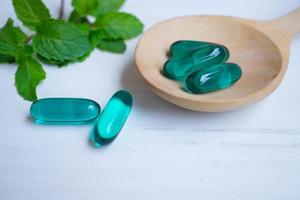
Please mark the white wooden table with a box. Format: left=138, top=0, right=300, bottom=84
left=0, top=0, right=300, bottom=199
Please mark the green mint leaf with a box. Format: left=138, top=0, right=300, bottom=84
left=89, top=29, right=106, bottom=46
left=15, top=46, right=46, bottom=101
left=12, top=0, right=51, bottom=29
left=37, top=54, right=70, bottom=66
left=32, top=19, right=92, bottom=62
left=97, top=39, right=126, bottom=53
left=69, top=10, right=89, bottom=24
left=37, top=50, right=91, bottom=67
left=77, top=50, right=93, bottom=62
left=71, top=0, right=125, bottom=17
left=72, top=0, right=98, bottom=17
left=0, top=54, right=15, bottom=63
left=95, top=12, right=143, bottom=40
left=96, top=0, right=125, bottom=16
left=0, top=18, right=28, bottom=56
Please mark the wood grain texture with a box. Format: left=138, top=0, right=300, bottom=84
left=135, top=9, right=300, bottom=112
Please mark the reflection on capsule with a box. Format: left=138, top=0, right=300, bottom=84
left=90, top=90, right=133, bottom=147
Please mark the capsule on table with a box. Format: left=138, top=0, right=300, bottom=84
left=163, top=41, right=229, bottom=80
left=186, top=63, right=242, bottom=94
left=30, top=98, right=101, bottom=124
left=90, top=90, right=133, bottom=147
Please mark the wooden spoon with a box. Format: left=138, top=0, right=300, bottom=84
left=135, top=8, right=300, bottom=112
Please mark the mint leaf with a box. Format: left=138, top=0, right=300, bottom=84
left=71, top=0, right=125, bottom=17
left=96, top=0, right=125, bottom=16
left=32, top=19, right=92, bottom=62
left=0, top=18, right=28, bottom=56
left=15, top=46, right=46, bottom=101
left=37, top=50, right=91, bottom=67
left=0, top=54, right=14, bottom=63
left=12, top=0, right=51, bottom=29
left=97, top=39, right=126, bottom=53
left=89, top=29, right=106, bottom=46
left=95, top=12, right=143, bottom=40
left=69, top=10, right=89, bottom=24
left=72, top=0, right=98, bottom=17
left=37, top=54, right=70, bottom=67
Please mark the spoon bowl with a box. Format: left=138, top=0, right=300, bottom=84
left=135, top=8, right=300, bottom=112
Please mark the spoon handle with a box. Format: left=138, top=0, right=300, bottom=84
left=271, top=7, right=300, bottom=37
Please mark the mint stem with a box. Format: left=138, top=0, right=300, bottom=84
left=59, top=0, right=65, bottom=19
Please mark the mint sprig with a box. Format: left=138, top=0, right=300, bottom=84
left=0, top=0, right=143, bottom=101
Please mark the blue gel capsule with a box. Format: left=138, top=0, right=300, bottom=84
left=163, top=42, right=229, bottom=80
left=30, top=98, right=101, bottom=124
left=90, top=90, right=133, bottom=147
left=170, top=40, right=211, bottom=57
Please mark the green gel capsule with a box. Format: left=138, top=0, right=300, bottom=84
left=186, top=63, right=242, bottom=94
left=170, top=40, right=212, bottom=57
left=90, top=90, right=133, bottom=147
left=30, top=98, right=101, bottom=124
left=163, top=41, right=229, bottom=80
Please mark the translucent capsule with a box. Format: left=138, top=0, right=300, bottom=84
left=90, top=90, right=133, bottom=147
left=170, top=40, right=212, bottom=57
left=163, top=41, right=229, bottom=80
left=186, top=63, right=242, bottom=94
left=30, top=98, right=101, bottom=124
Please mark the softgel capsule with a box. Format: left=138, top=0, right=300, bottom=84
left=30, top=98, right=101, bottom=124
